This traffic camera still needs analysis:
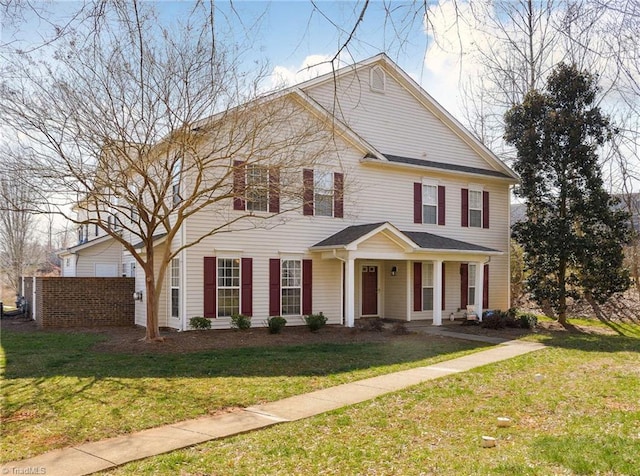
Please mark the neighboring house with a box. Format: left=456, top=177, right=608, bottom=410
left=59, top=54, right=519, bottom=330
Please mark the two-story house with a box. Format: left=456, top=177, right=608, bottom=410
left=59, top=53, right=518, bottom=330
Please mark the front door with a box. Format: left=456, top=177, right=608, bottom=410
left=362, top=265, right=378, bottom=315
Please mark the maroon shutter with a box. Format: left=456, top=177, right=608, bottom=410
left=483, top=265, right=489, bottom=309
left=482, top=191, right=490, bottom=229
left=303, top=169, right=314, bottom=216
left=241, top=258, right=253, bottom=316
left=204, top=257, right=216, bottom=318
left=302, top=259, right=313, bottom=315
left=413, top=262, right=422, bottom=311
left=438, top=185, right=446, bottom=225
left=268, top=167, right=280, bottom=213
left=233, top=160, right=246, bottom=211
left=441, top=262, right=446, bottom=310
left=269, top=259, right=281, bottom=316
left=413, top=183, right=422, bottom=224
left=334, top=172, right=344, bottom=218
left=460, top=263, right=468, bottom=309
left=461, top=188, right=469, bottom=227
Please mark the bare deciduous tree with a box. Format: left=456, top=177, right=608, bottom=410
left=0, top=1, right=339, bottom=341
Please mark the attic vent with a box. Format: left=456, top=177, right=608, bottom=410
left=370, top=66, right=386, bottom=93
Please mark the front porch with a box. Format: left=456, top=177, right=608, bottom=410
left=310, top=222, right=502, bottom=327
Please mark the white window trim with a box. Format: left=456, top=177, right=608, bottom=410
left=170, top=258, right=180, bottom=319
left=217, top=257, right=241, bottom=318
left=468, top=263, right=477, bottom=306
left=281, top=258, right=302, bottom=316
left=421, top=179, right=439, bottom=225
left=314, top=170, right=334, bottom=217
left=422, top=261, right=434, bottom=311
left=468, top=185, right=483, bottom=228
left=246, top=164, right=270, bottom=212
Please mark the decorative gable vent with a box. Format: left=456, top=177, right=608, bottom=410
left=370, top=65, right=386, bottom=93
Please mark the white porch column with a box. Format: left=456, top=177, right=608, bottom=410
left=475, top=261, right=484, bottom=322
left=433, top=259, right=443, bottom=326
left=345, top=257, right=356, bottom=328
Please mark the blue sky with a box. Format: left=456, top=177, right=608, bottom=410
left=2, top=1, right=458, bottom=112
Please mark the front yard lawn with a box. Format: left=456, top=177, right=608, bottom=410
left=0, top=325, right=484, bottom=463
left=104, top=324, right=640, bottom=475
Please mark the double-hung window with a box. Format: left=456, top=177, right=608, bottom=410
left=217, top=258, right=240, bottom=317
left=246, top=165, right=269, bottom=212
left=171, top=258, right=180, bottom=318
left=468, top=263, right=477, bottom=306
left=172, top=157, right=182, bottom=206
left=422, top=184, right=438, bottom=224
left=469, top=190, right=482, bottom=228
left=422, top=262, right=434, bottom=311
left=281, top=259, right=302, bottom=315
left=314, top=171, right=334, bottom=217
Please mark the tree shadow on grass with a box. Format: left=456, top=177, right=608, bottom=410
left=0, top=326, right=486, bottom=381
left=532, top=326, right=640, bottom=353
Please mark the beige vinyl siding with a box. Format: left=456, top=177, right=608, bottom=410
left=163, top=62, right=512, bottom=327
left=74, top=239, right=123, bottom=277
left=382, top=261, right=407, bottom=320
left=303, top=66, right=500, bottom=173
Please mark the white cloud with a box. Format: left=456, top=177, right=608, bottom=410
left=269, top=54, right=344, bottom=90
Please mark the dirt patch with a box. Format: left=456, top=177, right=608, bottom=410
left=1, top=316, right=427, bottom=354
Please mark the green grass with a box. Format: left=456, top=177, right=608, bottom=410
left=103, top=324, right=640, bottom=476
left=0, top=329, right=484, bottom=463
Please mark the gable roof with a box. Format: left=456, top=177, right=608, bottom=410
left=295, top=53, right=519, bottom=183
left=311, top=222, right=501, bottom=254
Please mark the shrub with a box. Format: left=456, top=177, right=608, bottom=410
left=267, top=316, right=287, bottom=334
left=481, top=311, right=506, bottom=329
left=189, top=316, right=211, bottom=330
left=230, top=314, right=252, bottom=330
left=304, top=312, right=327, bottom=332
left=519, top=312, right=538, bottom=329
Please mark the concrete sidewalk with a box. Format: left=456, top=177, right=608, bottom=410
left=1, top=334, right=545, bottom=476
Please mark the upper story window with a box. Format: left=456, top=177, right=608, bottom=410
left=233, top=161, right=280, bottom=213
left=246, top=165, right=269, bottom=212
left=461, top=187, right=489, bottom=229
left=422, top=184, right=438, bottom=224
left=414, top=182, right=445, bottom=225
left=370, top=65, right=386, bottom=93
left=314, top=171, right=334, bottom=217
left=172, top=157, right=182, bottom=206
left=469, top=190, right=482, bottom=228
left=303, top=169, right=344, bottom=218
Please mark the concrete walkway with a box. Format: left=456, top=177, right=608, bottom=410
left=1, top=332, right=545, bottom=476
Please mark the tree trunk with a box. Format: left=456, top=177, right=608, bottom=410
left=558, top=258, right=568, bottom=326
left=143, top=250, right=163, bottom=342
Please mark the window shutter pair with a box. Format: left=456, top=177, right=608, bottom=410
left=413, top=183, right=445, bottom=225
left=302, top=169, right=344, bottom=218
left=233, top=161, right=280, bottom=213
left=269, top=258, right=313, bottom=316
left=413, top=262, right=446, bottom=311
left=459, top=263, right=489, bottom=309
left=203, top=257, right=253, bottom=318
left=461, top=189, right=490, bottom=228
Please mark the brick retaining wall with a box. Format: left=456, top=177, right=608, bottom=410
left=34, top=277, right=135, bottom=328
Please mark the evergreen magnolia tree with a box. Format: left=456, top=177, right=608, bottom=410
left=504, top=63, right=630, bottom=325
